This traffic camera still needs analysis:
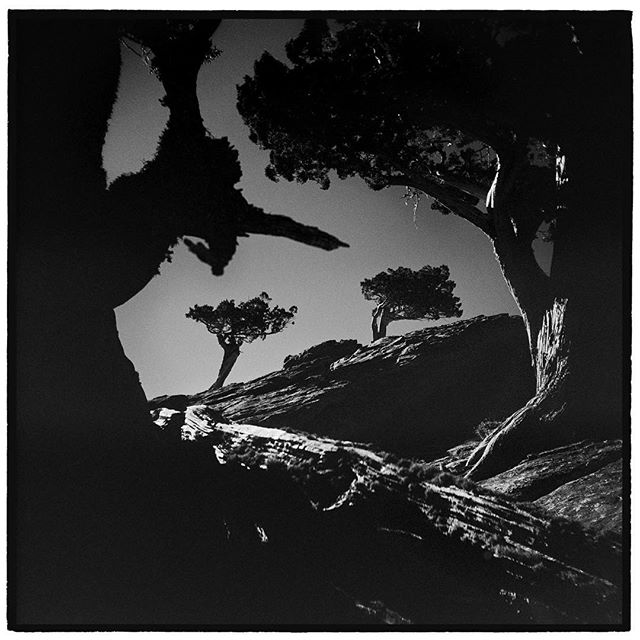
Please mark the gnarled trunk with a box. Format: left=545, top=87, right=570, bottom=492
left=210, top=337, right=241, bottom=390
left=491, top=232, right=553, bottom=368
left=467, top=219, right=625, bottom=483
left=467, top=52, right=629, bottom=480
left=11, top=16, right=352, bottom=626
left=371, top=303, right=392, bottom=341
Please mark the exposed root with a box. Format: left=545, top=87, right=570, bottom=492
left=466, top=299, right=572, bottom=481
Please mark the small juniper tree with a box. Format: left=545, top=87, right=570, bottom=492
left=187, top=292, right=298, bottom=390
left=361, top=265, right=462, bottom=341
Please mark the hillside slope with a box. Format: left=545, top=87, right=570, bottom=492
left=153, top=314, right=535, bottom=458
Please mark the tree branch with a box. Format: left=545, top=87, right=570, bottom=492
left=120, top=37, right=145, bottom=59
left=433, top=171, right=491, bottom=203
left=488, top=147, right=550, bottom=247
left=372, top=301, right=388, bottom=318
left=484, top=149, right=554, bottom=360
left=237, top=203, right=349, bottom=251
left=387, top=174, right=496, bottom=238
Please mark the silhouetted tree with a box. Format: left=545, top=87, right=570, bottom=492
left=187, top=293, right=298, bottom=390
left=11, top=15, right=347, bottom=624
left=361, top=266, right=462, bottom=341
left=14, top=16, right=346, bottom=444
left=238, top=16, right=631, bottom=478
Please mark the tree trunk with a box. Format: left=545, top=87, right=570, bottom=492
left=467, top=205, right=626, bottom=479
left=378, top=314, right=390, bottom=339
left=11, top=18, right=230, bottom=625
left=491, top=233, right=553, bottom=368
left=13, top=302, right=177, bottom=624
left=210, top=338, right=241, bottom=390
left=371, top=303, right=391, bottom=341
left=467, top=219, right=625, bottom=483
left=371, top=314, right=380, bottom=341
left=466, top=26, right=630, bottom=479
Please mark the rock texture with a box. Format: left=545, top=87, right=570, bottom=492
left=533, top=460, right=623, bottom=537
left=154, top=315, right=535, bottom=459
left=477, top=440, right=622, bottom=501
left=428, top=440, right=624, bottom=539
left=283, top=339, right=362, bottom=369
left=148, top=314, right=625, bottom=626
left=150, top=405, right=623, bottom=625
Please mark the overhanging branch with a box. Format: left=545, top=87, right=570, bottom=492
left=387, top=174, right=495, bottom=238
left=237, top=203, right=349, bottom=251
left=181, top=192, right=348, bottom=276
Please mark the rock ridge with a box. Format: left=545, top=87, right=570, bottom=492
left=152, top=314, right=535, bottom=459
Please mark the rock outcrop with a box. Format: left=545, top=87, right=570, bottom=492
left=437, top=438, right=624, bottom=538
left=148, top=314, right=625, bottom=626
left=150, top=405, right=623, bottom=625
left=532, top=459, right=623, bottom=538
left=283, top=338, right=362, bottom=370
left=152, top=315, right=535, bottom=458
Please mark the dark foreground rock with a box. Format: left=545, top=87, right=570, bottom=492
left=432, top=439, right=624, bottom=538
left=477, top=440, right=623, bottom=503
left=146, top=315, right=625, bottom=627
left=148, top=405, right=624, bottom=626
left=153, top=315, right=535, bottom=459
left=532, top=460, right=623, bottom=538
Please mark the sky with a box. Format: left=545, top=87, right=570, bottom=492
left=103, top=18, right=548, bottom=400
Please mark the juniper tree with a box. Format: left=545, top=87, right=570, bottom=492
left=187, top=293, right=298, bottom=390
left=238, top=16, right=631, bottom=478
left=11, top=16, right=347, bottom=622
left=14, top=16, right=346, bottom=446
left=361, top=266, right=462, bottom=341
left=13, top=17, right=348, bottom=463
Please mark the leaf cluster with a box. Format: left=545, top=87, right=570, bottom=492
left=238, top=20, right=498, bottom=194
left=237, top=18, right=586, bottom=222
left=361, top=265, right=462, bottom=322
left=243, top=23, right=474, bottom=168
left=186, top=292, right=298, bottom=344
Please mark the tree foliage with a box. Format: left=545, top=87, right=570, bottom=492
left=107, top=20, right=347, bottom=286
left=237, top=17, right=630, bottom=477
left=186, top=292, right=298, bottom=344
left=361, top=265, right=462, bottom=323
left=238, top=18, right=585, bottom=238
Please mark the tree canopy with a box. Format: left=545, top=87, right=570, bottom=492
left=362, top=265, right=462, bottom=323
left=237, top=18, right=585, bottom=240
left=186, top=292, right=298, bottom=344
left=237, top=15, right=626, bottom=471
